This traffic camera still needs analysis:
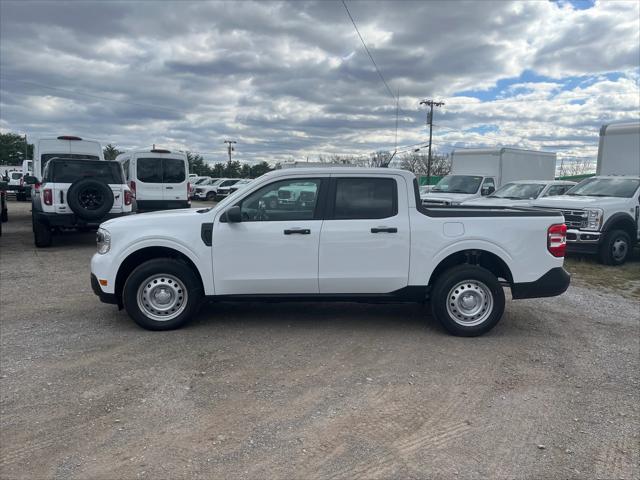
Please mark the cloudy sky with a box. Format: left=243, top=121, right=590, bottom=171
left=1, top=0, right=639, bottom=166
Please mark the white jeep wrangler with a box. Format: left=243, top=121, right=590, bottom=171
left=28, top=157, right=133, bottom=247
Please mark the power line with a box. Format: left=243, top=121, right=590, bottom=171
left=340, top=0, right=396, bottom=103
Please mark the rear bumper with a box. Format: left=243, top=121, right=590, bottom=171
left=137, top=200, right=190, bottom=211
left=34, top=211, right=132, bottom=228
left=91, top=273, right=118, bottom=304
left=511, top=267, right=571, bottom=300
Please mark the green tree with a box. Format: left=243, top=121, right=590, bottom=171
left=103, top=144, right=123, bottom=160
left=223, top=160, right=242, bottom=178
left=211, top=163, right=225, bottom=177
left=239, top=163, right=251, bottom=178
left=249, top=161, right=273, bottom=178
left=186, top=151, right=211, bottom=176
left=0, top=133, right=33, bottom=165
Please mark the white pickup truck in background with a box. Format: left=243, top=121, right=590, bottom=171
left=533, top=121, right=640, bottom=265
left=421, top=147, right=557, bottom=206
left=91, top=168, right=570, bottom=336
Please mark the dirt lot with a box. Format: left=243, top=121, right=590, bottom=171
left=1, top=200, right=639, bottom=480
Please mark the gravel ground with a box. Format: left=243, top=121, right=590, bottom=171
left=1, top=200, right=639, bottom=480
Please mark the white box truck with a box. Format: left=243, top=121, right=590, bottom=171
left=421, top=147, right=557, bottom=206
left=534, top=120, right=640, bottom=265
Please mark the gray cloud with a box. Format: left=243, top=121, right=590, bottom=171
left=0, top=0, right=638, bottom=164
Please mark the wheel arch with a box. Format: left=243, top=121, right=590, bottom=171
left=114, top=246, right=205, bottom=308
left=427, top=249, right=514, bottom=288
left=602, top=213, right=637, bottom=242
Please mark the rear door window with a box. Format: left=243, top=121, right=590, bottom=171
left=137, top=158, right=163, bottom=183
left=46, top=161, right=123, bottom=183
left=332, top=177, right=397, bottom=220
left=163, top=158, right=186, bottom=183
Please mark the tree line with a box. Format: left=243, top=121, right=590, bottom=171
left=0, top=133, right=273, bottom=178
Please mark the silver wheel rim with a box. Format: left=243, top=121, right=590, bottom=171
left=612, top=238, right=628, bottom=261
left=446, top=280, right=494, bottom=326
left=137, top=274, right=188, bottom=321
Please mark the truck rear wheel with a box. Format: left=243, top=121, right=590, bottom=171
left=431, top=265, right=505, bottom=337
left=33, top=218, right=53, bottom=248
left=123, top=258, right=203, bottom=331
left=598, top=229, right=631, bottom=266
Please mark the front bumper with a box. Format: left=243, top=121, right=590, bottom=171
left=565, top=228, right=601, bottom=254
left=91, top=273, right=118, bottom=304
left=511, top=267, right=571, bottom=300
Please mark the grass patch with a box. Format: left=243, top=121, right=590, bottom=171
left=564, top=248, right=640, bottom=300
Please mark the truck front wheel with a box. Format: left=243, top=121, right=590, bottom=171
left=123, top=258, right=203, bottom=331
left=598, top=230, right=631, bottom=266
left=431, top=265, right=505, bottom=337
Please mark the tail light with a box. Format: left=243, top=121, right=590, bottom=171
left=34, top=182, right=41, bottom=191
left=129, top=180, right=136, bottom=197
left=124, top=189, right=133, bottom=206
left=187, top=182, right=191, bottom=195
left=43, top=188, right=53, bottom=205
left=547, top=223, right=567, bottom=257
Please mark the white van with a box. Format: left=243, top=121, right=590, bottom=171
left=33, top=136, right=104, bottom=180
left=116, top=148, right=190, bottom=211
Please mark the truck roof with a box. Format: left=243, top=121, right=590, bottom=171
left=600, top=120, right=640, bottom=136
left=452, top=147, right=556, bottom=157
left=266, top=167, right=416, bottom=180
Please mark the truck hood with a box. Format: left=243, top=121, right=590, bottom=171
left=532, top=195, right=629, bottom=210
left=421, top=192, right=477, bottom=203
left=463, top=197, right=533, bottom=207
left=100, top=207, right=213, bottom=230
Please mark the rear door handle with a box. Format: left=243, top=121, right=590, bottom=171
left=371, top=227, right=397, bottom=233
left=284, top=228, right=311, bottom=235
left=166, top=186, right=174, bottom=189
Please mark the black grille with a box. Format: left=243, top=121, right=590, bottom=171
left=560, top=209, right=587, bottom=229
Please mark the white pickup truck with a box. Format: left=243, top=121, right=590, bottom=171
left=91, top=168, right=570, bottom=336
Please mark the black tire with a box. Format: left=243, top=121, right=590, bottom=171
left=123, top=258, right=203, bottom=331
left=67, top=179, right=114, bottom=220
left=16, top=192, right=25, bottom=201
left=598, top=229, right=631, bottom=266
left=206, top=192, right=216, bottom=201
left=431, top=265, right=505, bottom=337
left=33, top=218, right=53, bottom=247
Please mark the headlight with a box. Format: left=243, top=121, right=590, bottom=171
left=96, top=228, right=111, bottom=254
left=584, top=208, right=603, bottom=231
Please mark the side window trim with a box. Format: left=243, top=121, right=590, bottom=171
left=326, top=176, right=399, bottom=220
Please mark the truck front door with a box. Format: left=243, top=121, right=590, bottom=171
left=212, top=177, right=327, bottom=295
left=318, top=175, right=411, bottom=294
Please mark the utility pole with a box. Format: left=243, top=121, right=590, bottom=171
left=224, top=140, right=237, bottom=162
left=419, top=99, right=444, bottom=186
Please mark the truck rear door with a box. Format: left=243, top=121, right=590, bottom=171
left=318, top=175, right=411, bottom=294
left=136, top=158, right=163, bottom=202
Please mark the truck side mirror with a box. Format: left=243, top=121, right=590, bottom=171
left=225, top=206, right=242, bottom=223
left=24, top=175, right=38, bottom=185
left=481, top=186, right=495, bottom=196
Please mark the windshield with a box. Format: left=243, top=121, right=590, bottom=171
left=10, top=172, right=22, bottom=180
left=431, top=175, right=483, bottom=194
left=490, top=182, right=546, bottom=200
left=566, top=177, right=640, bottom=198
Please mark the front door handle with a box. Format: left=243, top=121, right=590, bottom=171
left=165, top=186, right=174, bottom=189
left=284, top=228, right=311, bottom=235
left=371, top=227, right=397, bottom=233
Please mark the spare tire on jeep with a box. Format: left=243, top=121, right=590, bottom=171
left=67, top=178, right=114, bottom=220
